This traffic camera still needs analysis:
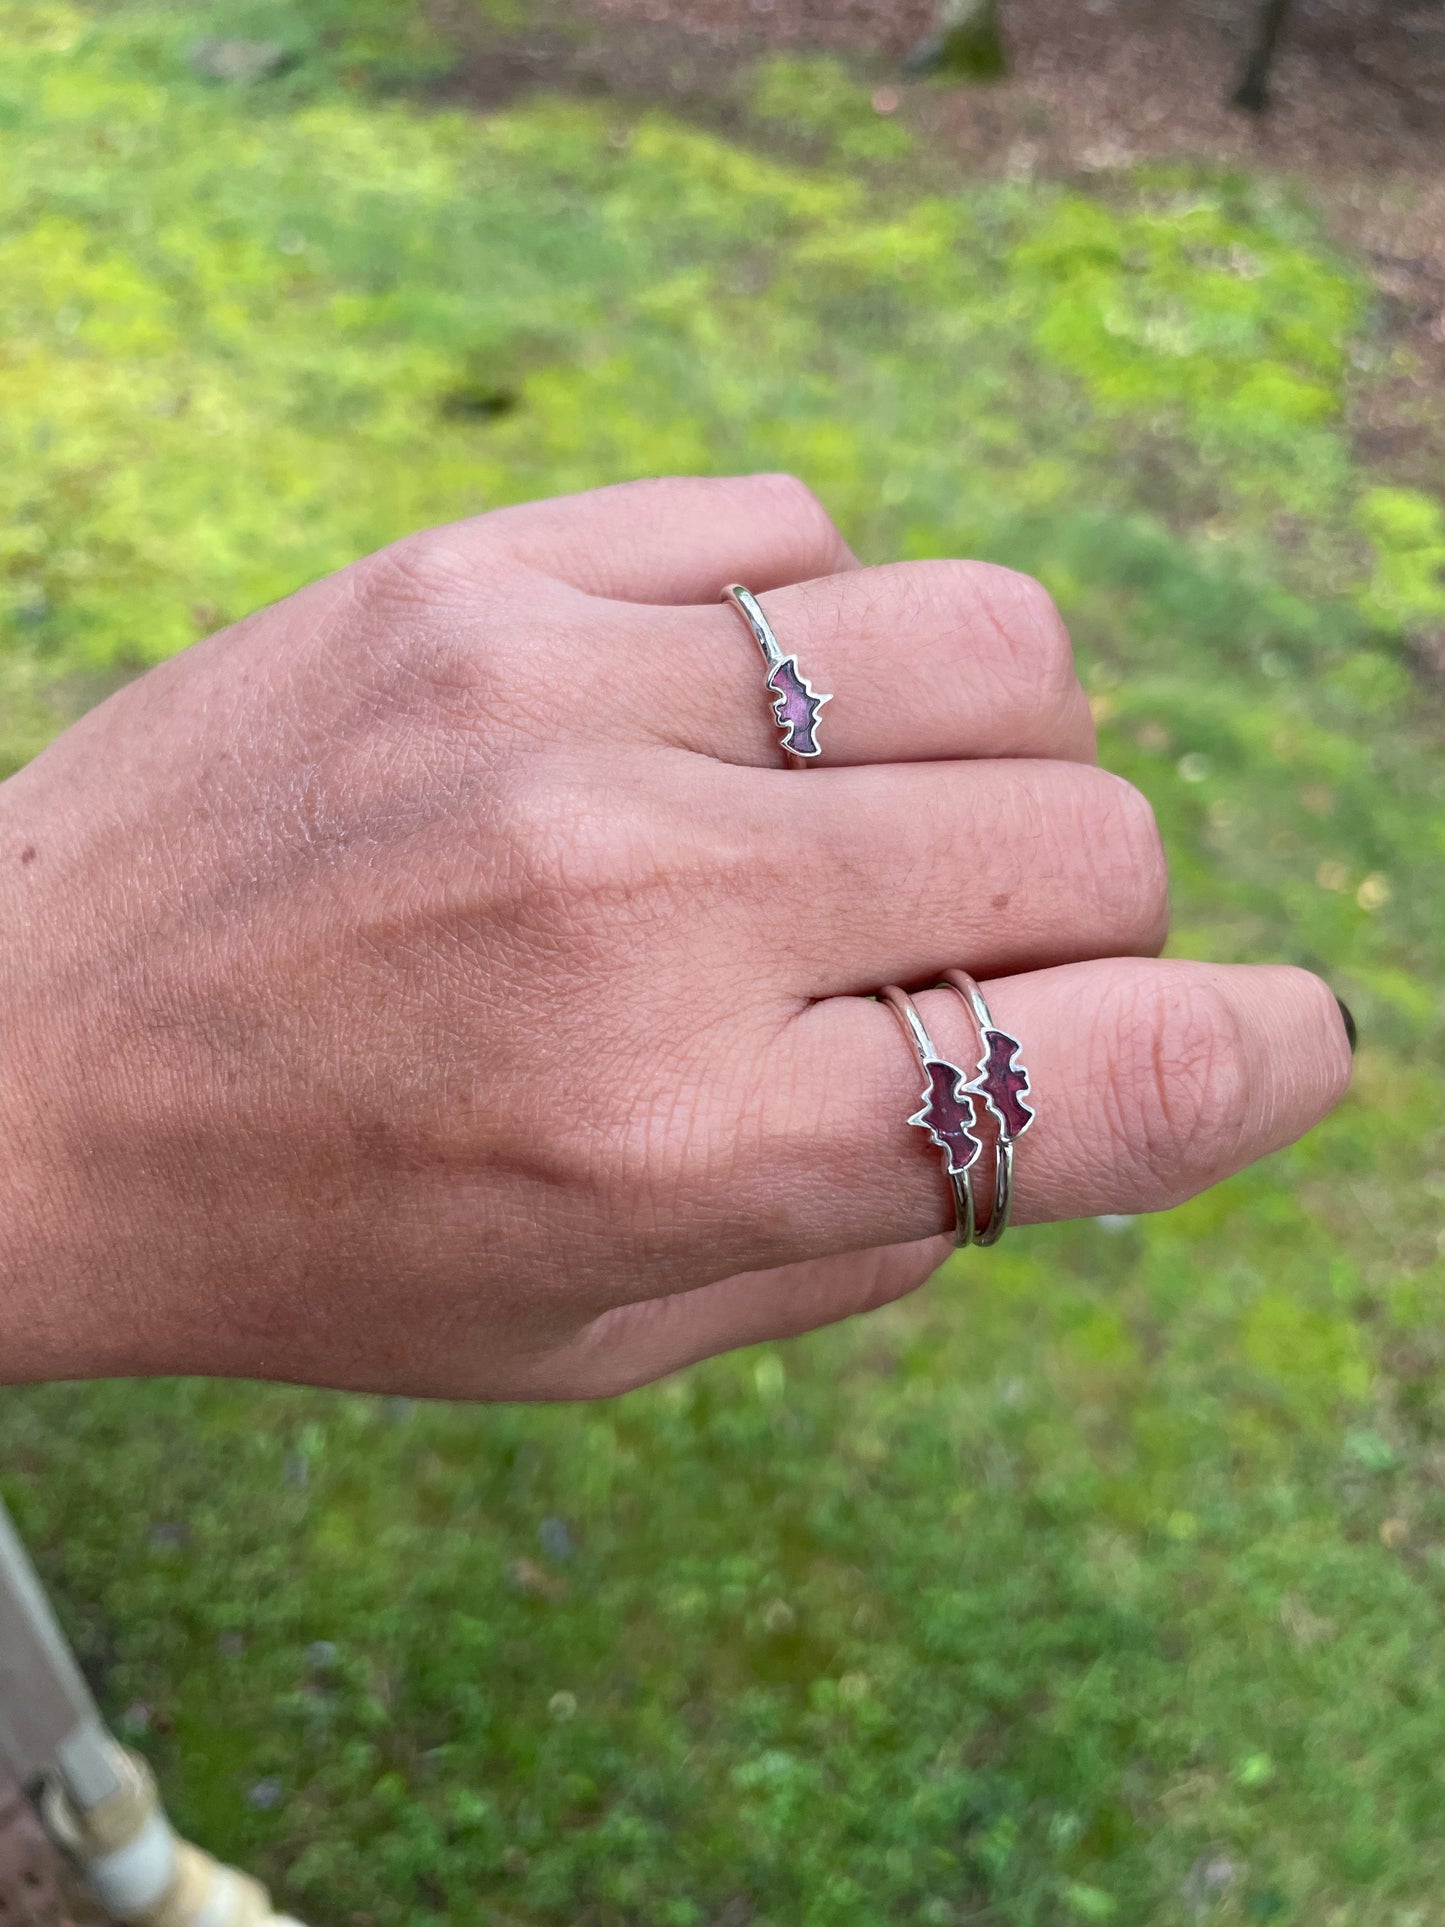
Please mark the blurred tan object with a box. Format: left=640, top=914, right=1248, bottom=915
left=42, top=1748, right=299, bottom=1927
left=0, top=1771, right=100, bottom=1927
left=0, top=1499, right=302, bottom=1927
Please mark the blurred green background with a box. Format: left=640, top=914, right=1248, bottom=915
left=2, top=3, right=1444, bottom=1922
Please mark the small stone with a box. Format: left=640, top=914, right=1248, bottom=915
left=507, top=1557, right=568, bottom=1602
left=538, top=1516, right=577, bottom=1562
left=712, top=1901, right=754, bottom=1927
left=1279, top=1593, right=1335, bottom=1648
left=547, top=1690, right=578, bottom=1722
left=119, top=1701, right=151, bottom=1733
left=246, top=1777, right=283, bottom=1812
left=190, top=38, right=291, bottom=84
left=1181, top=1852, right=1239, bottom=1917
left=306, top=1640, right=339, bottom=1669
left=148, top=1521, right=190, bottom=1551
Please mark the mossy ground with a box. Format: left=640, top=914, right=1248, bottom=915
left=2, top=6, right=1444, bottom=1923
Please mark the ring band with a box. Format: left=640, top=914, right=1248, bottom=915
left=721, top=583, right=831, bottom=768
left=880, top=985, right=979, bottom=1247
left=939, top=969, right=1035, bottom=1246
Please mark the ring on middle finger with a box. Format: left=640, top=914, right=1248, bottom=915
left=880, top=984, right=979, bottom=1248
left=721, top=582, right=831, bottom=768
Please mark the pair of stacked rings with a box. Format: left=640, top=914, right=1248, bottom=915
left=881, top=973, right=1034, bottom=1247
left=722, top=582, right=1036, bottom=1250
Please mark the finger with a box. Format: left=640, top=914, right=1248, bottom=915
left=507, top=959, right=1351, bottom=1392
left=518, top=1239, right=949, bottom=1400
left=753, top=758, right=1169, bottom=989
left=494, top=960, right=1350, bottom=1397
left=782, top=955, right=1356, bottom=1256
left=473, top=473, right=858, bottom=603
left=625, top=560, right=1095, bottom=766
left=740, top=958, right=1352, bottom=1263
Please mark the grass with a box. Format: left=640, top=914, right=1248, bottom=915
left=2, top=4, right=1444, bottom=1923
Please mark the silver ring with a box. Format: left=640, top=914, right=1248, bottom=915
left=880, top=985, right=978, bottom=1248
left=721, top=583, right=831, bottom=768
left=939, top=969, right=1035, bottom=1246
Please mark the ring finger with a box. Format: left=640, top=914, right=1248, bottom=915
left=723, top=754, right=1170, bottom=990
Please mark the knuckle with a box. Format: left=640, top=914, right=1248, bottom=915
left=370, top=622, right=499, bottom=730
left=347, top=542, right=510, bottom=728
left=1106, top=974, right=1249, bottom=1196
left=1084, top=770, right=1170, bottom=946
left=492, top=762, right=613, bottom=909
left=522, top=1034, right=716, bottom=1241
left=976, top=565, right=1077, bottom=690
left=361, top=527, right=463, bottom=609
left=490, top=758, right=700, bottom=950
left=747, top=471, right=841, bottom=556
left=879, top=558, right=978, bottom=633
left=549, top=1089, right=663, bottom=1213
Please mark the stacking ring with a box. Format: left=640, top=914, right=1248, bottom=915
left=721, top=583, right=831, bottom=768
left=880, top=986, right=979, bottom=1247
left=882, top=974, right=1035, bottom=1248
left=939, top=969, right=1035, bottom=1245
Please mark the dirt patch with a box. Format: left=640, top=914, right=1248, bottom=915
left=428, top=0, right=762, bottom=119
left=906, top=0, right=1445, bottom=492
left=434, top=0, right=1445, bottom=488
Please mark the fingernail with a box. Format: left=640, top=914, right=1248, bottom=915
left=1334, top=995, right=1358, bottom=1056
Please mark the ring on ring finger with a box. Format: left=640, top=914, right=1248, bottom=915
left=721, top=583, right=831, bottom=768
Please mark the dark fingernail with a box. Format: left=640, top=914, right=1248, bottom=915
left=1334, top=995, right=1357, bottom=1056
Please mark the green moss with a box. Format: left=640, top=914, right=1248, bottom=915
left=749, top=54, right=913, bottom=165
left=1356, top=485, right=1445, bottom=635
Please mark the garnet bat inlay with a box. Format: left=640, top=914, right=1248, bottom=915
left=908, top=1059, right=982, bottom=1176
left=766, top=656, right=827, bottom=758
left=971, top=1028, right=1035, bottom=1140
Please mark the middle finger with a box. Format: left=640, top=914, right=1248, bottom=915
left=619, top=560, right=1097, bottom=768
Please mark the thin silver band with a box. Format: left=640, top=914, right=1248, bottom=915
left=721, top=583, right=830, bottom=768
left=722, top=584, right=788, bottom=676
left=880, top=985, right=976, bottom=1248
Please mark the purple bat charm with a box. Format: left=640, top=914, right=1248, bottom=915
left=970, top=1029, right=1034, bottom=1140
left=908, top=1059, right=982, bottom=1177
left=767, top=656, right=827, bottom=759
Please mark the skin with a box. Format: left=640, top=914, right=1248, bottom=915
left=0, top=474, right=1352, bottom=1399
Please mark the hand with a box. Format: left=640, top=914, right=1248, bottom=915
left=0, top=476, right=1351, bottom=1397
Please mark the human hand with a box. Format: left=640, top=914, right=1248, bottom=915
left=0, top=476, right=1352, bottom=1397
